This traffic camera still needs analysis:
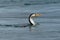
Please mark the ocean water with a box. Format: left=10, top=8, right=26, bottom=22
left=0, top=0, right=60, bottom=40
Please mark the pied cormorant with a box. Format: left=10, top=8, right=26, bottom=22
left=29, top=13, right=41, bottom=26
left=16, top=13, right=41, bottom=28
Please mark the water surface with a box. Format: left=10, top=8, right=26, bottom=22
left=0, top=0, right=60, bottom=40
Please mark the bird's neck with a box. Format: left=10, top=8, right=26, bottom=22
left=29, top=17, right=36, bottom=25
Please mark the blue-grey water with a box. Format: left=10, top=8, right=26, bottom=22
left=0, top=0, right=60, bottom=40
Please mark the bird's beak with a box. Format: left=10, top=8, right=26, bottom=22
left=35, top=13, right=42, bottom=16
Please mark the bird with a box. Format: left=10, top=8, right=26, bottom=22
left=15, top=13, right=41, bottom=28
left=29, top=13, right=41, bottom=26
left=28, top=13, right=41, bottom=31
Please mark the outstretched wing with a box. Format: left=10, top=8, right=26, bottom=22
left=0, top=23, right=30, bottom=27
left=14, top=23, right=30, bottom=27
